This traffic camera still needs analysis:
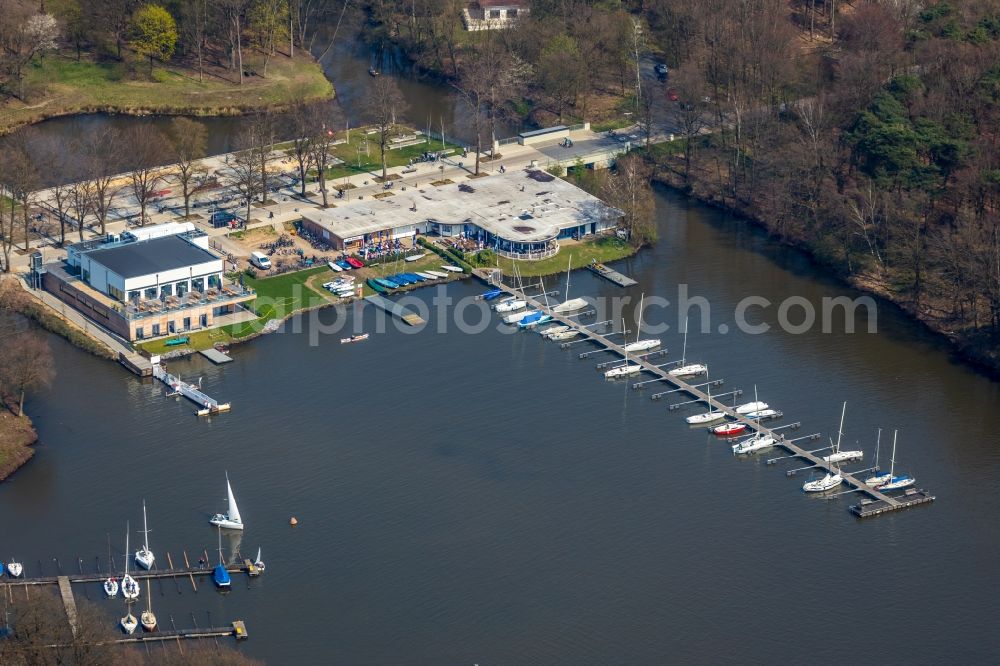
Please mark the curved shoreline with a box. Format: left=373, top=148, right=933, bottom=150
left=0, top=408, right=37, bottom=483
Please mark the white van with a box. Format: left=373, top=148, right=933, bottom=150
left=249, top=251, right=271, bottom=270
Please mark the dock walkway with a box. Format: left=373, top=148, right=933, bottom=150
left=480, top=270, right=935, bottom=518
left=588, top=262, right=637, bottom=287
left=365, top=294, right=426, bottom=326
left=152, top=362, right=231, bottom=416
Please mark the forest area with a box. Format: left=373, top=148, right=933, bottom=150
left=365, top=0, right=1000, bottom=368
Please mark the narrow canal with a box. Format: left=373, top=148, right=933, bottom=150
left=4, top=186, right=998, bottom=663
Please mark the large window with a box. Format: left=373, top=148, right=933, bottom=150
left=128, top=290, right=140, bottom=302
left=160, top=284, right=173, bottom=299
left=144, top=287, right=157, bottom=300
left=136, top=326, right=144, bottom=339
left=176, top=281, right=189, bottom=297
left=207, top=274, right=221, bottom=290
left=191, top=277, right=205, bottom=293
left=107, top=285, right=125, bottom=302
left=182, top=317, right=191, bottom=330
left=151, top=323, right=160, bottom=336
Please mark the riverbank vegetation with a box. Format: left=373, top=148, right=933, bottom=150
left=0, top=0, right=334, bottom=134
left=638, top=0, right=1000, bottom=369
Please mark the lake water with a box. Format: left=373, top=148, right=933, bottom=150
left=4, top=186, right=998, bottom=664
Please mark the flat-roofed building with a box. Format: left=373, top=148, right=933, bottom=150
left=300, top=169, right=621, bottom=261
left=45, top=225, right=255, bottom=342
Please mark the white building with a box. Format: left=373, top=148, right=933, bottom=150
left=463, top=0, right=528, bottom=31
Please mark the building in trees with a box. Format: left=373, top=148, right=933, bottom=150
left=462, top=0, right=529, bottom=31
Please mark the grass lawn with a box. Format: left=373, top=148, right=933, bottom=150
left=136, top=266, right=328, bottom=355
left=2, top=52, right=332, bottom=133
left=493, top=236, right=636, bottom=277
left=301, top=127, right=465, bottom=181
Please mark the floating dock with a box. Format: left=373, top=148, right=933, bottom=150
left=152, top=360, right=231, bottom=416
left=365, top=294, right=426, bottom=326
left=480, top=270, right=935, bottom=519
left=588, top=262, right=637, bottom=287
left=200, top=347, right=233, bottom=364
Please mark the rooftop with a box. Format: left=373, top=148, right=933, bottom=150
left=302, top=170, right=621, bottom=243
left=84, top=234, right=220, bottom=279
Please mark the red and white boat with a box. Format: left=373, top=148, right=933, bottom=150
left=713, top=422, right=747, bottom=436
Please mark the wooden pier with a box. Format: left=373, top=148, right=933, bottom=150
left=479, top=269, right=936, bottom=519
left=0, top=560, right=249, bottom=589
left=152, top=360, right=231, bottom=416
left=587, top=262, right=637, bottom=287
left=365, top=294, right=426, bottom=326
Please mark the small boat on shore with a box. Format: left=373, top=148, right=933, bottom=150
left=346, top=257, right=364, bottom=268
left=340, top=333, right=369, bottom=344
left=377, top=278, right=400, bottom=289
left=404, top=253, right=426, bottom=262
left=335, top=260, right=352, bottom=270
left=425, top=270, right=450, bottom=278
left=403, top=272, right=425, bottom=281
left=390, top=273, right=413, bottom=285
left=440, top=265, right=464, bottom=273
left=328, top=261, right=343, bottom=272
left=415, top=272, right=437, bottom=280
left=367, top=279, right=388, bottom=294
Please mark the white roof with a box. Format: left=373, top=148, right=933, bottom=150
left=301, top=170, right=621, bottom=243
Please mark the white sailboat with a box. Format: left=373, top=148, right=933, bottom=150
left=605, top=310, right=642, bottom=379
left=822, top=402, right=863, bottom=463
left=120, top=607, right=138, bottom=635
left=551, top=256, right=588, bottom=313
left=668, top=316, right=707, bottom=377
left=121, top=523, right=140, bottom=600
left=802, top=469, right=843, bottom=492
left=732, top=432, right=777, bottom=454
left=686, top=381, right=726, bottom=425
left=254, top=547, right=266, bottom=572
left=6, top=559, right=22, bottom=578
left=869, top=430, right=914, bottom=490
left=495, top=298, right=526, bottom=313
left=135, top=500, right=155, bottom=570
left=549, top=329, right=579, bottom=341
left=505, top=309, right=537, bottom=325
left=140, top=578, right=157, bottom=631
left=745, top=408, right=779, bottom=420
left=735, top=385, right=768, bottom=415
left=210, top=473, right=245, bottom=531
left=623, top=338, right=661, bottom=353
left=865, top=429, right=891, bottom=487
left=103, top=577, right=119, bottom=598
left=539, top=325, right=571, bottom=338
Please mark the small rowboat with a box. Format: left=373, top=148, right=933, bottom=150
left=415, top=272, right=437, bottom=280
left=424, top=270, right=450, bottom=278
left=336, top=260, right=352, bottom=270
left=712, top=422, right=747, bottom=436
left=404, top=253, right=427, bottom=262
left=346, top=257, right=364, bottom=268
left=340, top=333, right=369, bottom=344
left=440, top=265, right=464, bottom=273
left=328, top=261, right=343, bottom=272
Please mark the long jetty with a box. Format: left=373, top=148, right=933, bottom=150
left=478, top=269, right=935, bottom=518
left=152, top=361, right=231, bottom=416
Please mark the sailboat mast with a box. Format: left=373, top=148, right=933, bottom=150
left=874, top=429, right=881, bottom=471
left=636, top=294, right=644, bottom=345
left=680, top=316, right=689, bottom=365
left=835, top=402, right=846, bottom=454
left=564, top=255, right=571, bottom=301
left=889, top=430, right=897, bottom=478
left=142, top=500, right=150, bottom=552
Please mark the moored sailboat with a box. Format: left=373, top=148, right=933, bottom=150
left=821, top=402, right=863, bottom=463
left=668, top=316, right=707, bottom=377
left=135, top=500, right=155, bottom=570
left=867, top=430, right=914, bottom=490
left=213, top=528, right=231, bottom=589
left=140, top=579, right=157, bottom=631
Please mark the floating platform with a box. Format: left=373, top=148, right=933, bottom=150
left=850, top=488, right=936, bottom=518
left=588, top=262, right=637, bottom=287
left=152, top=360, right=231, bottom=416
left=200, top=347, right=233, bottom=364
left=364, top=295, right=426, bottom=326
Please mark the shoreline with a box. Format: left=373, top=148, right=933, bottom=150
left=0, top=406, right=37, bottom=483
left=650, top=172, right=1000, bottom=381
left=0, top=53, right=334, bottom=136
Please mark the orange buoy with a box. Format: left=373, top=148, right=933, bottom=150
left=289, top=517, right=298, bottom=526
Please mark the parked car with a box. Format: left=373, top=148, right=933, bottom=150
left=654, top=63, right=669, bottom=78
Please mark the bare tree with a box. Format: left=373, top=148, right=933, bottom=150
left=229, top=149, right=261, bottom=224
left=168, top=118, right=208, bottom=218
left=308, top=123, right=338, bottom=208
left=82, top=127, right=124, bottom=236
left=288, top=99, right=317, bottom=197
left=221, top=0, right=249, bottom=84
left=35, top=135, right=73, bottom=246
left=364, top=75, right=407, bottom=179
left=0, top=330, right=54, bottom=417
left=0, top=139, right=38, bottom=253
left=602, top=153, right=656, bottom=247
left=124, top=125, right=167, bottom=226
left=67, top=177, right=95, bottom=242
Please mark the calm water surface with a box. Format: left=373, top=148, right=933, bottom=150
left=4, top=187, right=999, bottom=664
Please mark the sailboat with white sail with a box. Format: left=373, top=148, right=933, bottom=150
left=254, top=547, right=266, bottom=572
left=867, top=430, right=914, bottom=490
left=210, top=473, right=244, bottom=531
left=668, top=316, right=707, bottom=377
left=121, top=523, right=140, bottom=600
left=822, top=402, right=864, bottom=463
left=135, top=500, right=155, bottom=570
left=551, top=256, right=587, bottom=314
left=606, top=298, right=648, bottom=380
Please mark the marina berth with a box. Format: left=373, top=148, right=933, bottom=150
left=482, top=270, right=934, bottom=519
